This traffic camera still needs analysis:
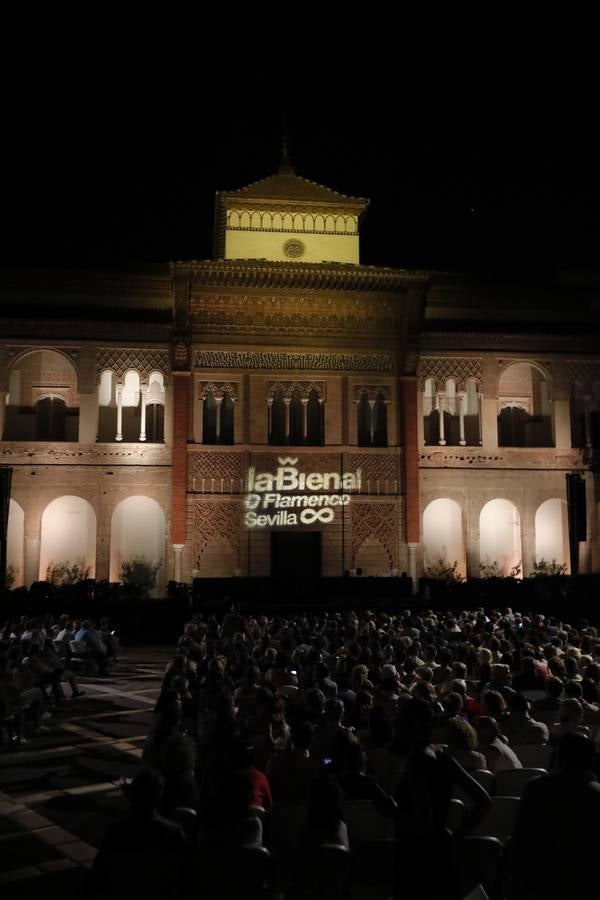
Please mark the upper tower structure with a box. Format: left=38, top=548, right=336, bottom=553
left=214, top=154, right=369, bottom=265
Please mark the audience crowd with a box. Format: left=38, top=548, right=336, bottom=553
left=3, top=603, right=600, bottom=898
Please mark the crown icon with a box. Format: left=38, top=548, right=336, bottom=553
left=278, top=457, right=298, bottom=466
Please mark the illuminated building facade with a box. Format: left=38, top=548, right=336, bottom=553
left=1, top=161, right=599, bottom=592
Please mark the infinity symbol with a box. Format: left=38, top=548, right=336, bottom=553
left=300, top=508, right=335, bottom=525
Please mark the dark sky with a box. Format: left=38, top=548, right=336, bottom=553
left=3, top=58, right=599, bottom=279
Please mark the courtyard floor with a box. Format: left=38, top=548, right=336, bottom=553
left=0, top=647, right=169, bottom=897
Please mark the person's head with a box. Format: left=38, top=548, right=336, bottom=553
left=324, top=697, right=345, bottom=725
left=443, top=692, right=464, bottom=718
left=482, top=690, right=507, bottom=718
left=543, top=676, right=563, bottom=700
left=564, top=680, right=583, bottom=701
left=291, top=720, right=314, bottom=752
left=491, top=664, right=511, bottom=687
left=581, top=678, right=600, bottom=705
left=127, top=767, right=164, bottom=816
left=392, top=697, right=434, bottom=754
left=473, top=716, right=500, bottom=745
left=558, top=698, right=584, bottom=725
left=507, top=692, right=530, bottom=716
left=446, top=717, right=479, bottom=753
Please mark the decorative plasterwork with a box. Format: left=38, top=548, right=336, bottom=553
left=198, top=381, right=239, bottom=400
left=418, top=447, right=587, bottom=470
left=188, top=451, right=245, bottom=485
left=352, top=385, right=391, bottom=402
left=351, top=502, right=398, bottom=568
left=190, top=293, right=402, bottom=338
left=347, top=453, right=399, bottom=487
left=193, top=501, right=241, bottom=561
left=195, top=351, right=394, bottom=373
left=419, top=356, right=482, bottom=391
left=96, top=348, right=169, bottom=383
left=565, top=360, right=600, bottom=390
left=267, top=381, right=325, bottom=400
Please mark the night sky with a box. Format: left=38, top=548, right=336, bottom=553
left=3, top=60, right=599, bottom=279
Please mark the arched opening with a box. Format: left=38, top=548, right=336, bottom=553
left=146, top=403, right=165, bottom=443
left=357, top=393, right=371, bottom=447
left=6, top=499, right=24, bottom=587
left=535, top=498, right=570, bottom=573
left=423, top=378, right=439, bottom=445
left=97, top=369, right=117, bottom=441
left=203, top=392, right=217, bottom=444
left=479, top=499, right=522, bottom=578
left=197, top=537, right=237, bottom=577
left=121, top=370, right=141, bottom=442
left=269, top=390, right=286, bottom=445
left=40, top=496, right=96, bottom=581
left=289, top=388, right=303, bottom=444
left=498, top=363, right=553, bottom=447
left=220, top=393, right=235, bottom=444
left=354, top=536, right=391, bottom=576
left=373, top=393, right=388, bottom=447
left=5, top=349, right=79, bottom=441
left=422, top=498, right=466, bottom=578
left=110, top=496, right=165, bottom=594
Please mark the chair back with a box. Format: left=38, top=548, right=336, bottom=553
left=203, top=845, right=271, bottom=900
left=301, top=844, right=350, bottom=900
left=342, top=800, right=395, bottom=844
left=495, top=767, right=546, bottom=798
left=69, top=640, right=89, bottom=656
left=453, top=835, right=502, bottom=899
left=512, top=744, right=552, bottom=770
left=278, top=684, right=299, bottom=698
left=471, top=796, right=519, bottom=843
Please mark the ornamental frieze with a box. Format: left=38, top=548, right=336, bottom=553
left=419, top=357, right=482, bottom=391
left=96, top=348, right=170, bottom=382
left=195, top=351, right=394, bottom=373
left=418, top=447, right=586, bottom=469
left=0, top=442, right=171, bottom=466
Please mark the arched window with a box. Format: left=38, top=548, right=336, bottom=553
left=357, top=393, right=371, bottom=447
left=306, top=389, right=324, bottom=446
left=479, top=498, right=522, bottom=578
left=202, top=391, right=234, bottom=445
left=121, top=371, right=141, bottom=442
left=570, top=385, right=586, bottom=448
left=269, top=390, right=286, bottom=445
left=498, top=363, right=553, bottom=447
left=289, top=388, right=303, bottom=444
left=4, top=349, right=79, bottom=442
left=220, top=393, right=235, bottom=445
left=373, top=392, right=388, bottom=447
left=146, top=403, right=164, bottom=443
left=203, top=392, right=217, bottom=444
left=97, top=370, right=117, bottom=442
left=423, top=498, right=466, bottom=578
left=423, top=378, right=439, bottom=445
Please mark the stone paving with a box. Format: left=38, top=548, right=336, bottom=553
left=0, top=647, right=170, bottom=898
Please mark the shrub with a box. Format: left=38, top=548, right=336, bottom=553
left=530, top=558, right=568, bottom=577
left=425, top=559, right=464, bottom=582
left=479, top=560, right=522, bottom=579
left=120, top=556, right=161, bottom=598
left=5, top=564, right=18, bottom=589
left=46, top=559, right=91, bottom=586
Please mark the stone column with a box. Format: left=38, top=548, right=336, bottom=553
left=437, top=394, right=446, bottom=445
left=402, top=377, right=420, bottom=558
left=115, top=385, right=123, bottom=442
left=194, top=389, right=203, bottom=444
left=0, top=390, right=6, bottom=440
left=584, top=396, right=592, bottom=448
left=481, top=397, right=498, bottom=449
left=25, top=535, right=40, bottom=586
left=139, top=385, right=148, bottom=442
left=164, top=384, right=174, bottom=446
left=171, top=372, right=190, bottom=549
left=215, top=396, right=223, bottom=442
left=553, top=398, right=571, bottom=449
left=458, top=395, right=466, bottom=446
left=407, top=543, right=418, bottom=593
left=284, top=397, right=291, bottom=442
left=368, top=399, right=376, bottom=445
left=522, top=525, right=535, bottom=578
left=78, top=392, right=98, bottom=443
left=173, top=543, right=185, bottom=582
left=301, top=397, right=309, bottom=441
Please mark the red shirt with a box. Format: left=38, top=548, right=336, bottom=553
left=248, top=767, right=273, bottom=809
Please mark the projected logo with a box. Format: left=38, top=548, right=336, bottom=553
left=245, top=457, right=361, bottom=528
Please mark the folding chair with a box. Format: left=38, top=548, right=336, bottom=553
left=495, top=767, right=546, bottom=798
left=512, top=744, right=552, bottom=770
left=453, top=835, right=503, bottom=900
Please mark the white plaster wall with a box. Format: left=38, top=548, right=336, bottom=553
left=7, top=499, right=25, bottom=586
left=422, top=498, right=465, bottom=577
left=480, top=498, right=522, bottom=577
left=39, top=496, right=97, bottom=579
left=535, top=498, right=569, bottom=571
left=109, top=495, right=165, bottom=584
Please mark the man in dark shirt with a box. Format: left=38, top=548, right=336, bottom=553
left=510, top=734, right=600, bottom=899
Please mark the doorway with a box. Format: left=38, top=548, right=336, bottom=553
left=271, top=532, right=322, bottom=578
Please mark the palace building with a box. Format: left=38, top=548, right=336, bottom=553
left=1, top=159, right=600, bottom=592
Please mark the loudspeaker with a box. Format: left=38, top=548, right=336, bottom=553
left=566, top=473, right=587, bottom=542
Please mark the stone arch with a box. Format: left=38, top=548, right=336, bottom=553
left=422, top=498, right=466, bottom=579
left=535, top=498, right=570, bottom=572
left=40, top=495, right=97, bottom=581
left=5, top=349, right=80, bottom=441
left=196, top=537, right=237, bottom=577
left=7, top=499, right=25, bottom=587
left=498, top=361, right=553, bottom=447
left=479, top=498, right=522, bottom=578
left=109, top=496, right=165, bottom=592
left=354, top=536, right=392, bottom=576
